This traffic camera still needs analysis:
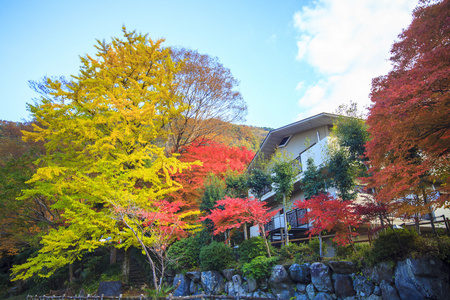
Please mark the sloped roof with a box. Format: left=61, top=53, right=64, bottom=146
left=250, top=112, right=339, bottom=168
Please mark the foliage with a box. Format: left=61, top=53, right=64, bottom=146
left=247, top=166, right=273, bottom=200
left=301, top=157, right=327, bottom=200
left=225, top=171, right=249, bottom=198
left=168, top=48, right=247, bottom=153
left=276, top=241, right=324, bottom=264
left=201, top=197, right=277, bottom=235
left=0, top=121, right=50, bottom=258
left=269, top=151, right=300, bottom=245
left=199, top=241, right=233, bottom=271
left=242, top=256, right=278, bottom=280
left=171, top=140, right=254, bottom=208
left=238, top=237, right=270, bottom=264
left=294, top=193, right=361, bottom=247
left=365, top=229, right=420, bottom=265
left=200, top=196, right=278, bottom=256
left=166, top=235, right=201, bottom=270
left=326, top=146, right=357, bottom=200
left=12, top=27, right=194, bottom=282
left=117, top=200, right=201, bottom=291
left=270, top=151, right=300, bottom=202
left=332, top=101, right=370, bottom=162
left=366, top=0, right=450, bottom=217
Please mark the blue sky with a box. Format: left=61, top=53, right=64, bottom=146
left=0, top=0, right=417, bottom=129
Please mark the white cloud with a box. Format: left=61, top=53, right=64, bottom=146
left=293, top=0, right=417, bottom=120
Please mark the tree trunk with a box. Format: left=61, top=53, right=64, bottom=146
left=414, top=213, right=421, bottom=235
left=122, top=248, right=131, bottom=285
left=283, top=194, right=289, bottom=245
left=422, top=190, right=437, bottom=237
left=110, top=247, right=117, bottom=264
left=260, top=224, right=271, bottom=257
left=319, top=232, right=323, bottom=260
left=244, top=223, right=248, bottom=240
left=69, top=263, right=74, bottom=284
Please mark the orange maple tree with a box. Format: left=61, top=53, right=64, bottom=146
left=366, top=0, right=449, bottom=219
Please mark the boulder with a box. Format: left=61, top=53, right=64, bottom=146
left=253, top=290, right=269, bottom=298
left=306, top=283, right=317, bottom=300
left=295, top=293, right=309, bottom=300
left=328, top=261, right=357, bottom=275
left=186, top=271, right=202, bottom=283
left=201, top=271, right=225, bottom=295
left=259, top=278, right=269, bottom=291
left=373, top=285, right=381, bottom=296
left=173, top=274, right=191, bottom=297
left=247, top=277, right=258, bottom=293
left=222, top=269, right=235, bottom=282
left=332, top=274, right=355, bottom=298
left=365, top=295, right=382, bottom=300
left=296, top=283, right=307, bottom=294
left=363, top=262, right=395, bottom=285
left=395, top=257, right=450, bottom=300
left=268, top=265, right=295, bottom=299
left=310, top=263, right=334, bottom=293
left=189, top=281, right=200, bottom=295
left=313, top=292, right=333, bottom=300
left=353, top=275, right=374, bottom=299
left=98, top=281, right=122, bottom=297
left=380, top=280, right=400, bottom=300
left=289, top=263, right=312, bottom=283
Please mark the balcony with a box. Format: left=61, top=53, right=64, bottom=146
left=264, top=208, right=308, bottom=233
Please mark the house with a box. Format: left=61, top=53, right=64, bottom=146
left=248, top=112, right=339, bottom=245
left=248, top=112, right=450, bottom=248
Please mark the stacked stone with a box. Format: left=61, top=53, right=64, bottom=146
left=171, top=257, right=449, bottom=300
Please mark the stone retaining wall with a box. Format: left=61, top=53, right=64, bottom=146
left=171, top=257, right=449, bottom=300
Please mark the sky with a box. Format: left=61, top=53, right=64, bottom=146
left=0, top=0, right=418, bottom=129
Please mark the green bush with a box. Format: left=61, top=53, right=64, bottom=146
left=242, top=256, right=279, bottom=280
left=199, top=241, right=233, bottom=271
left=366, top=229, right=420, bottom=265
left=436, top=235, right=450, bottom=264
left=238, top=237, right=269, bottom=264
left=167, top=236, right=201, bottom=270
left=277, top=240, right=325, bottom=264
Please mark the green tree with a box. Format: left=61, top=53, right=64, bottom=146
left=12, top=28, right=193, bottom=281
left=270, top=151, right=300, bottom=245
left=199, top=174, right=226, bottom=242
left=301, top=157, right=327, bottom=200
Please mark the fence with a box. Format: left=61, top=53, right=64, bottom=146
left=27, top=294, right=278, bottom=300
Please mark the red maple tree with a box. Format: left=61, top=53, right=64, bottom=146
left=366, top=0, right=449, bottom=219
left=170, top=140, right=254, bottom=208
left=294, top=193, right=361, bottom=247
left=201, top=196, right=278, bottom=256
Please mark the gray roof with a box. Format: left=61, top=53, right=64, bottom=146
left=250, top=112, right=339, bottom=167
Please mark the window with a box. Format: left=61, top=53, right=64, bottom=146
left=278, top=135, right=291, bottom=148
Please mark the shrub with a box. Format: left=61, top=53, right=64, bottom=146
left=242, top=256, right=279, bottom=280
left=199, top=241, right=233, bottom=271
left=238, top=237, right=269, bottom=264
left=277, top=243, right=303, bottom=263
left=276, top=240, right=326, bottom=264
left=167, top=236, right=201, bottom=270
left=366, top=228, right=420, bottom=265
left=436, top=235, right=450, bottom=264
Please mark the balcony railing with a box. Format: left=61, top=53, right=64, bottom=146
left=264, top=208, right=308, bottom=232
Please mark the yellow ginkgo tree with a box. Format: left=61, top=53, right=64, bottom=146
left=12, top=28, right=198, bottom=284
